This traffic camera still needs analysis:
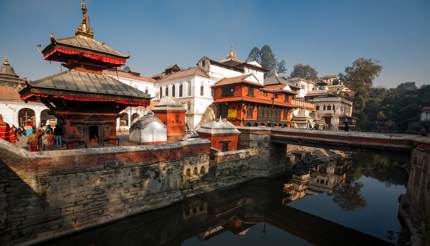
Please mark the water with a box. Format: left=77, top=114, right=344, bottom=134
left=40, top=151, right=409, bottom=246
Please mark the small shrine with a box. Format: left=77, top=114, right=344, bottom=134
left=19, top=1, right=151, bottom=147
left=129, top=113, right=167, bottom=144
left=152, top=97, right=186, bottom=142
left=197, top=118, right=240, bottom=152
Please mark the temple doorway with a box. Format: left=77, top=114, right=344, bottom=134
left=88, top=125, right=100, bottom=145
left=18, top=108, right=35, bottom=127
left=40, top=109, right=57, bottom=127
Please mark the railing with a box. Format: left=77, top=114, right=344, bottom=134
left=291, top=99, right=315, bottom=110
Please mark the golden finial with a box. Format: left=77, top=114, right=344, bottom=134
left=75, top=0, right=94, bottom=38
left=3, top=57, right=9, bottom=65
left=227, top=47, right=236, bottom=59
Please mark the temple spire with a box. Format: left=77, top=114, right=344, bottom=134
left=226, top=47, right=237, bottom=59
left=75, top=0, right=94, bottom=38
left=3, top=57, right=9, bottom=65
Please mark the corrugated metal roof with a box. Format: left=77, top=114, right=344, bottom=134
left=28, top=69, right=149, bottom=98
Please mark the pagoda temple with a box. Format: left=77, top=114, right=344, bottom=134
left=19, top=1, right=151, bottom=147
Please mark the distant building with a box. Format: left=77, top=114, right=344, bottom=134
left=0, top=57, right=49, bottom=128
left=153, top=49, right=266, bottom=129
left=307, top=94, right=354, bottom=130
left=103, top=68, right=155, bottom=132
left=420, top=106, right=430, bottom=122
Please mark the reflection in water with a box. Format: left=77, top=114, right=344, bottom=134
left=40, top=152, right=408, bottom=246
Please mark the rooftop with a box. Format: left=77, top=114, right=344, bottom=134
left=0, top=57, right=24, bottom=87
left=213, top=74, right=263, bottom=87
left=197, top=118, right=241, bottom=135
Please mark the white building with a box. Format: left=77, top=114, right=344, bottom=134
left=0, top=57, right=50, bottom=128
left=421, top=106, right=430, bottom=122
left=103, top=69, right=155, bottom=133
left=308, top=95, right=353, bottom=130
left=286, top=77, right=315, bottom=99
left=153, top=49, right=266, bottom=129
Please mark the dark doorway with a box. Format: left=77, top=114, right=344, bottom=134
left=221, top=141, right=230, bottom=152
left=89, top=125, right=99, bottom=144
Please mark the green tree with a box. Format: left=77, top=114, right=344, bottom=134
left=247, top=47, right=261, bottom=64
left=247, top=45, right=286, bottom=77
left=277, top=60, right=287, bottom=75
left=341, top=58, right=382, bottom=115
left=289, top=64, right=318, bottom=80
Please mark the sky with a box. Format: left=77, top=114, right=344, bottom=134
left=0, top=0, right=429, bottom=88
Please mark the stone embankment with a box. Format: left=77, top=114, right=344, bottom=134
left=0, top=129, right=285, bottom=246
left=286, top=144, right=350, bottom=169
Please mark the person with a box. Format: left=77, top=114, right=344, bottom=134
left=45, top=125, right=53, bottom=134
left=43, top=130, right=55, bottom=150
left=344, top=118, right=349, bottom=132
left=27, top=130, right=39, bottom=152
left=54, top=124, right=63, bottom=148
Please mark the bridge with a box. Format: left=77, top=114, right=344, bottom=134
left=238, top=126, right=430, bottom=153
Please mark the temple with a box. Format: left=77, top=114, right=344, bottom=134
left=19, top=0, right=151, bottom=147
left=212, top=72, right=296, bottom=127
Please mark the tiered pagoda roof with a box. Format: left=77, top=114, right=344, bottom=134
left=0, top=57, right=24, bottom=87
left=20, top=0, right=150, bottom=106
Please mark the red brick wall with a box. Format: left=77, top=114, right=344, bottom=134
left=154, top=110, right=185, bottom=142
left=199, top=133, right=239, bottom=151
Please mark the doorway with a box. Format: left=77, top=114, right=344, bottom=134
left=88, top=125, right=99, bottom=144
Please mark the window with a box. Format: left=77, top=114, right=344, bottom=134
left=264, top=92, right=268, bottom=96
left=172, top=85, right=176, bottom=97
left=316, top=105, right=320, bottom=110
left=323, top=105, right=326, bottom=110
left=187, top=81, right=192, bottom=96
left=179, top=84, right=183, bottom=97
left=327, top=105, right=331, bottom=110
left=284, top=95, right=289, bottom=102
left=145, top=88, right=149, bottom=95
left=200, top=166, right=206, bottom=174
left=160, top=87, right=163, bottom=98
left=200, top=85, right=204, bottom=96
left=247, top=106, right=254, bottom=118
left=333, top=105, right=335, bottom=111
left=221, top=86, right=235, bottom=97
left=248, top=87, right=254, bottom=96
left=165, top=87, right=169, bottom=96
left=193, top=167, right=198, bottom=175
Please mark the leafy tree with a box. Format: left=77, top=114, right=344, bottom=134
left=340, top=58, right=382, bottom=115
left=277, top=60, right=287, bottom=74
left=247, top=47, right=261, bottom=64
left=332, top=181, right=366, bottom=211
left=247, top=45, right=286, bottom=77
left=289, top=64, right=318, bottom=80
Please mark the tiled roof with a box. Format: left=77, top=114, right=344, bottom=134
left=48, top=35, right=129, bottom=58
left=155, top=67, right=209, bottom=82
left=213, top=74, right=262, bottom=87
left=0, top=58, right=24, bottom=87
left=103, top=69, right=155, bottom=83
left=24, top=69, right=150, bottom=99
left=263, top=84, right=296, bottom=94
left=0, top=86, right=21, bottom=101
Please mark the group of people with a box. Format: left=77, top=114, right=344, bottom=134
left=26, top=124, right=63, bottom=152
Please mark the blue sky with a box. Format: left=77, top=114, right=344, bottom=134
left=0, top=0, right=429, bottom=87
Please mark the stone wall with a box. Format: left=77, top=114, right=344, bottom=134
left=403, top=139, right=430, bottom=245
left=0, top=139, right=211, bottom=245
left=0, top=131, right=287, bottom=245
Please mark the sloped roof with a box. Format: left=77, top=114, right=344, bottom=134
left=21, top=69, right=150, bottom=99
left=0, top=58, right=24, bottom=86
left=197, top=119, right=240, bottom=135
left=155, top=67, right=209, bottom=82
left=103, top=69, right=155, bottom=83
left=263, top=83, right=296, bottom=95
left=0, top=86, right=21, bottom=101
left=213, top=74, right=263, bottom=87
left=47, top=35, right=129, bottom=59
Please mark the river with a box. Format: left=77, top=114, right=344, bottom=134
left=40, top=151, right=409, bottom=246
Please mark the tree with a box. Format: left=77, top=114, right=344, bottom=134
left=247, top=45, right=286, bottom=77
left=277, top=60, right=287, bottom=75
left=289, top=64, right=318, bottom=80
left=340, top=58, right=382, bottom=115
left=247, top=47, right=261, bottom=64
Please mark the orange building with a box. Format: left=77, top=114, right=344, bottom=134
left=197, top=119, right=240, bottom=152
left=212, top=74, right=296, bottom=127
left=152, top=97, right=186, bottom=142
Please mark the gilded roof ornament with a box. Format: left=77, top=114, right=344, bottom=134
left=75, top=0, right=94, bottom=38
